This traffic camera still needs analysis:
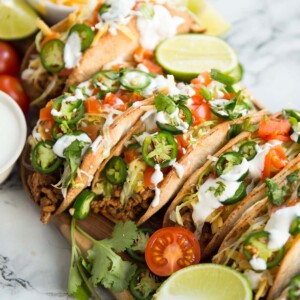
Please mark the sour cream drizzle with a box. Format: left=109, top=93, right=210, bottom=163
left=151, top=164, right=164, bottom=207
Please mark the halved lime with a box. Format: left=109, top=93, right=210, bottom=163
left=229, top=64, right=244, bottom=83
left=153, top=264, right=252, bottom=300
left=156, top=34, right=239, bottom=81
left=0, top=0, right=38, bottom=40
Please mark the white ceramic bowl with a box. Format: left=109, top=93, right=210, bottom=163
left=27, top=0, right=76, bottom=25
left=0, top=92, right=27, bottom=184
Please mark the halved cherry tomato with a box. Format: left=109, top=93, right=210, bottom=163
left=144, top=166, right=155, bottom=188
left=145, top=227, right=201, bottom=277
left=134, top=46, right=154, bottom=63
left=190, top=102, right=212, bottom=125
left=0, top=75, right=29, bottom=114
left=85, top=98, right=102, bottom=114
left=258, top=118, right=291, bottom=141
left=80, top=125, right=101, bottom=141
left=262, top=145, right=288, bottom=180
left=0, top=41, right=20, bottom=76
left=142, top=59, right=163, bottom=74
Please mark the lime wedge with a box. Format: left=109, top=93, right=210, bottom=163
left=156, top=34, right=239, bottom=81
left=197, top=3, right=231, bottom=36
left=0, top=0, right=38, bottom=40
left=153, top=264, right=252, bottom=300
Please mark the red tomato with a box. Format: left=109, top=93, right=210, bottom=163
left=190, top=102, right=212, bottom=125
left=144, top=166, right=155, bottom=188
left=145, top=227, right=201, bottom=276
left=80, top=125, right=101, bottom=141
left=0, top=42, right=20, bottom=76
left=124, top=149, right=138, bottom=164
left=85, top=98, right=102, bottom=114
left=262, top=145, right=288, bottom=180
left=0, top=75, right=29, bottom=114
left=176, top=134, right=189, bottom=159
left=258, top=118, right=291, bottom=141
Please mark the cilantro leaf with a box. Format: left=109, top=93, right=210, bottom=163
left=68, top=259, right=83, bottom=296
left=210, top=69, right=236, bottom=86
left=227, top=123, right=242, bottom=140
left=87, top=221, right=139, bottom=292
left=266, top=179, right=286, bottom=206
left=63, top=139, right=89, bottom=188
left=154, top=94, right=177, bottom=114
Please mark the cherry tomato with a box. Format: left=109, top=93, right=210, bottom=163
left=0, top=42, right=20, bottom=76
left=145, top=227, right=201, bottom=276
left=0, top=75, right=29, bottom=114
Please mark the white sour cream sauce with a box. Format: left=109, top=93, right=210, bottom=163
left=169, top=159, right=184, bottom=178
left=137, top=5, right=184, bottom=50
left=248, top=140, right=282, bottom=179
left=64, top=32, right=82, bottom=69
left=249, top=255, right=267, bottom=271
left=192, top=178, right=240, bottom=230
left=151, top=164, right=164, bottom=207
left=265, top=202, right=300, bottom=250
left=53, top=133, right=92, bottom=158
left=244, top=270, right=263, bottom=290
left=220, top=158, right=249, bottom=182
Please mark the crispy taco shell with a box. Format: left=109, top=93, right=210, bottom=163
left=21, top=5, right=203, bottom=104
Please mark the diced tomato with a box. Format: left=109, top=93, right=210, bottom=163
left=41, top=32, right=61, bottom=47
left=144, top=166, right=155, bottom=188
left=191, top=71, right=212, bottom=87
left=142, top=59, right=163, bottom=74
left=118, top=90, right=144, bottom=104
left=190, top=102, right=212, bottom=125
left=191, top=93, right=205, bottom=105
left=262, top=145, right=288, bottom=180
left=58, top=68, right=74, bottom=77
left=102, top=92, right=127, bottom=110
left=40, top=100, right=54, bottom=121
left=80, top=125, right=101, bottom=141
left=40, top=120, right=55, bottom=140
left=134, top=46, right=154, bottom=63
left=258, top=118, right=291, bottom=141
left=176, top=134, right=189, bottom=159
left=85, top=98, right=102, bottom=114
left=223, top=92, right=235, bottom=100
left=124, top=149, right=138, bottom=164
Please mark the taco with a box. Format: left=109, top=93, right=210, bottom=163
left=26, top=67, right=186, bottom=223
left=213, top=163, right=300, bottom=300
left=163, top=111, right=300, bottom=259
left=21, top=0, right=203, bottom=105
left=272, top=274, right=300, bottom=300
left=68, top=70, right=265, bottom=225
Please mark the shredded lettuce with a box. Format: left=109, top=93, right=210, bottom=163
left=120, top=159, right=146, bottom=205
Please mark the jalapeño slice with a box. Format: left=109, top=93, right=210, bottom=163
left=73, top=189, right=96, bottom=220
left=40, top=39, right=65, bottom=73
left=243, top=231, right=285, bottom=269
left=93, top=70, right=120, bottom=92
left=156, top=104, right=192, bottom=134
left=239, top=141, right=258, bottom=161
left=52, top=96, right=85, bottom=124
left=120, top=70, right=152, bottom=91
left=288, top=274, right=300, bottom=300
left=32, top=140, right=62, bottom=173
left=142, top=131, right=177, bottom=168
left=221, top=182, right=246, bottom=205
left=69, top=24, right=94, bottom=51
left=216, top=152, right=248, bottom=181
left=104, top=156, right=127, bottom=185
left=290, top=216, right=300, bottom=235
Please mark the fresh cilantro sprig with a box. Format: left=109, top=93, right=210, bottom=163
left=208, top=181, right=226, bottom=196
left=266, top=179, right=288, bottom=206
left=68, top=219, right=140, bottom=299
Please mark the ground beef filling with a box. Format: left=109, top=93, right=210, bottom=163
left=91, top=187, right=155, bottom=222
left=28, top=172, right=63, bottom=223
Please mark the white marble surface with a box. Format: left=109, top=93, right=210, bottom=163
left=1, top=0, right=300, bottom=299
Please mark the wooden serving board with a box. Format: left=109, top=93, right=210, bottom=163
left=20, top=146, right=137, bottom=300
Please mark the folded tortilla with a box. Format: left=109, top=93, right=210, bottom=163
left=21, top=2, right=203, bottom=104
left=212, top=160, right=300, bottom=300
left=163, top=114, right=300, bottom=259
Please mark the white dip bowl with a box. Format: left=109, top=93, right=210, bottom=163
left=0, top=91, right=27, bottom=184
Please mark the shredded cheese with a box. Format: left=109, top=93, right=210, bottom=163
left=36, top=19, right=53, bottom=36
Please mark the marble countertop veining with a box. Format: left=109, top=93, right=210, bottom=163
left=1, top=0, right=300, bottom=299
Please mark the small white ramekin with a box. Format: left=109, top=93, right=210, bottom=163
left=0, top=92, right=27, bottom=184
left=27, top=0, right=76, bottom=25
